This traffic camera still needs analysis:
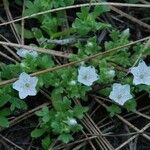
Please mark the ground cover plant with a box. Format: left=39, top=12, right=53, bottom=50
left=0, top=0, right=150, bottom=149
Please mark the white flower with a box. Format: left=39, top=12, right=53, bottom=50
left=130, top=61, right=150, bottom=85
left=66, top=118, right=77, bottom=126
left=109, top=83, right=133, bottom=105
left=77, top=66, right=99, bottom=86
left=17, top=48, right=38, bottom=58
left=13, top=72, right=38, bottom=99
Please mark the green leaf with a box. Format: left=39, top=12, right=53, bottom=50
left=1, top=64, right=22, bottom=79
left=106, top=104, right=121, bottom=117
left=32, top=28, right=43, bottom=40
left=73, top=106, right=88, bottom=119
left=0, top=108, right=11, bottom=116
left=9, top=98, right=27, bottom=111
left=72, top=6, right=111, bottom=35
left=124, top=100, right=137, bottom=112
left=15, top=0, right=23, bottom=5
left=42, top=136, right=52, bottom=150
left=98, top=87, right=111, bottom=97
left=35, top=106, right=49, bottom=117
left=137, top=84, right=150, bottom=93
left=15, top=24, right=34, bottom=39
left=92, top=5, right=110, bottom=18
left=0, top=95, right=11, bottom=107
left=37, top=55, right=54, bottom=69
left=31, top=128, right=46, bottom=138
left=51, top=89, right=66, bottom=111
left=58, top=133, right=73, bottom=143
left=0, top=116, right=9, bottom=127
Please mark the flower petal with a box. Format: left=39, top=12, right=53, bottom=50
left=19, top=90, right=28, bottom=99
left=13, top=80, right=23, bottom=91
left=30, top=77, right=38, bottom=87
left=19, top=72, right=30, bottom=81
left=29, top=88, right=37, bottom=96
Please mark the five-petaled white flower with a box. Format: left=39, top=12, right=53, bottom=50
left=130, top=61, right=150, bottom=85
left=77, top=66, right=99, bottom=86
left=109, top=83, right=133, bottom=105
left=13, top=72, right=38, bottom=99
left=17, top=48, right=38, bottom=58
left=66, top=118, right=77, bottom=126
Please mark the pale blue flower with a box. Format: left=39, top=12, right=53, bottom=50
left=77, top=66, right=99, bottom=86
left=13, top=72, right=38, bottom=99
left=109, top=83, right=133, bottom=105
left=130, top=61, right=150, bottom=85
left=17, top=48, right=38, bottom=58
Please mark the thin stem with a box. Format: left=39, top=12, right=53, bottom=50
left=0, top=36, right=149, bottom=86
left=0, top=2, right=150, bottom=27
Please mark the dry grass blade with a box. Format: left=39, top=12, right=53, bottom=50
left=0, top=36, right=149, bottom=86
left=75, top=100, right=114, bottom=150
left=0, top=51, right=17, bottom=63
left=115, top=122, right=150, bottom=150
left=111, top=6, right=150, bottom=30
left=0, top=103, right=50, bottom=133
left=95, top=98, right=150, bottom=140
left=0, top=34, right=21, bottom=61
left=0, top=2, right=149, bottom=27
left=0, top=134, right=25, bottom=150
left=3, top=0, right=21, bottom=43
left=140, top=0, right=150, bottom=4
left=0, top=41, right=70, bottom=58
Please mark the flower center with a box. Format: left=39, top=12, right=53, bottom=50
left=140, top=74, right=144, bottom=79
left=25, top=83, right=30, bottom=88
left=117, top=94, right=122, bottom=99
left=83, top=75, right=88, bottom=80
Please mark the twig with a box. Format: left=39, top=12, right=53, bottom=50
left=0, top=36, right=149, bottom=87
left=10, top=102, right=50, bottom=126
left=0, top=2, right=150, bottom=27
left=53, top=136, right=98, bottom=150
left=75, top=100, right=114, bottom=150
left=95, top=98, right=150, bottom=141
left=140, top=0, right=150, bottom=4
left=3, top=0, right=21, bottom=43
left=21, top=0, right=25, bottom=45
left=0, top=134, right=25, bottom=150
left=0, top=34, right=21, bottom=61
left=111, top=6, right=150, bottom=30
left=0, top=51, right=17, bottom=63
left=0, top=41, right=70, bottom=58
left=115, top=122, right=150, bottom=150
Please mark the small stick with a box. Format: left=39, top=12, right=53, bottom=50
left=0, top=2, right=149, bottom=27
left=0, top=134, right=25, bottom=150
